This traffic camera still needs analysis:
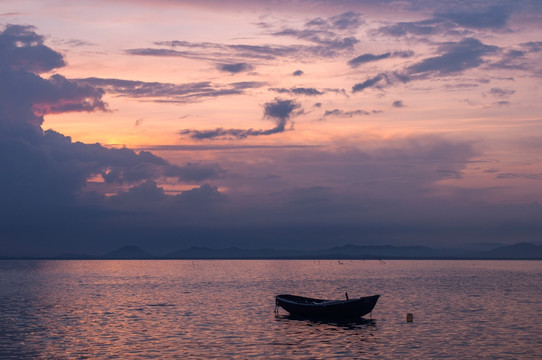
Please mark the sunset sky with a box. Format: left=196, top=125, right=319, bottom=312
left=1, top=0, right=542, bottom=256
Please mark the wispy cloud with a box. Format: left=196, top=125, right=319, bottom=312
left=270, top=12, right=363, bottom=57
left=76, top=77, right=267, bottom=103
left=489, top=87, right=515, bottom=98
left=348, top=50, right=413, bottom=67
left=349, top=38, right=499, bottom=94
left=180, top=98, right=301, bottom=139
left=323, top=109, right=370, bottom=117
left=352, top=73, right=393, bottom=93
left=521, top=41, right=542, bottom=53
left=375, top=5, right=512, bottom=39
left=269, top=87, right=324, bottom=96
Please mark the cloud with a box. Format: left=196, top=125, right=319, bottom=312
left=488, top=49, right=527, bottom=70
left=263, top=98, right=300, bottom=122
left=0, top=26, right=108, bottom=135
left=217, top=62, right=253, bottom=73
left=0, top=24, right=65, bottom=73
left=31, top=74, right=108, bottom=114
left=375, top=5, right=511, bottom=39
left=348, top=52, right=391, bottom=66
left=405, top=38, right=499, bottom=77
left=211, top=134, right=483, bottom=237
left=293, top=70, right=304, bottom=76
left=271, top=12, right=362, bottom=57
left=152, top=40, right=300, bottom=60
left=392, top=100, right=404, bottom=108
left=323, top=109, right=370, bottom=117
left=0, top=24, right=223, bottom=233
left=350, top=38, right=502, bottom=93
left=489, top=88, right=515, bottom=98
left=521, top=41, right=542, bottom=53
left=435, top=6, right=511, bottom=29
left=273, top=28, right=359, bottom=54
left=0, top=71, right=107, bottom=135
left=375, top=18, right=452, bottom=38
left=348, top=50, right=413, bottom=67
left=128, top=41, right=301, bottom=63
left=110, top=180, right=168, bottom=205
left=76, top=77, right=266, bottom=103
left=352, top=73, right=390, bottom=92
left=128, top=13, right=362, bottom=64
left=107, top=182, right=225, bottom=214
left=125, top=48, right=195, bottom=57
left=328, top=11, right=364, bottom=30
left=180, top=98, right=301, bottom=140
left=269, top=87, right=323, bottom=96
left=496, top=173, right=542, bottom=180
left=177, top=183, right=224, bottom=205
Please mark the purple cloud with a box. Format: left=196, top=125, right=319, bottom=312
left=375, top=5, right=511, bottom=39
left=0, top=24, right=223, bottom=229
left=323, top=109, right=370, bottom=117
left=76, top=77, right=266, bottom=103
left=436, top=6, right=511, bottom=29
left=489, top=88, right=515, bottom=98
left=269, top=87, right=324, bottom=96
left=0, top=24, right=65, bottom=73
left=405, top=38, right=499, bottom=77
left=352, top=73, right=390, bottom=92
left=348, top=50, right=413, bottom=67
left=180, top=98, right=301, bottom=139
left=217, top=62, right=254, bottom=73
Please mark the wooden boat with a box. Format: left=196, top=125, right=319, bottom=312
left=275, top=293, right=379, bottom=319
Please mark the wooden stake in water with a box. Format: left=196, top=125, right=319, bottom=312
left=406, top=313, right=413, bottom=322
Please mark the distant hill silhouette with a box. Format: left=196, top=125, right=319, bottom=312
left=477, top=242, right=542, bottom=259
left=310, top=244, right=473, bottom=259
left=162, top=243, right=542, bottom=260
left=102, top=245, right=153, bottom=259
left=164, top=246, right=306, bottom=259
left=5, top=242, right=542, bottom=260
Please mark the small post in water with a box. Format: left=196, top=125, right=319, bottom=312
left=406, top=313, right=413, bottom=322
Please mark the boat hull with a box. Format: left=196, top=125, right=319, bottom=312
left=275, top=294, right=379, bottom=319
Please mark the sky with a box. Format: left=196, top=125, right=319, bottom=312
left=1, top=0, right=542, bottom=256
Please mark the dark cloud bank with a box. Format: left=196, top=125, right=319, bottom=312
left=0, top=25, right=225, bottom=255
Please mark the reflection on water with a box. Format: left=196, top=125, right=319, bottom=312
left=0, top=260, right=541, bottom=359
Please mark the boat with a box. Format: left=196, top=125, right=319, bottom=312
left=275, top=293, right=380, bottom=319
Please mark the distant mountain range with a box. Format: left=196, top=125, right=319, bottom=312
left=159, top=242, right=542, bottom=260
left=3, top=242, right=542, bottom=260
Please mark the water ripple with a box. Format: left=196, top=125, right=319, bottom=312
left=0, top=260, right=541, bottom=359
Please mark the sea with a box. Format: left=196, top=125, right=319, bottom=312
left=0, top=260, right=541, bottom=359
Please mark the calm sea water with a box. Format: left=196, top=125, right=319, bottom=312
left=0, top=260, right=541, bottom=359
